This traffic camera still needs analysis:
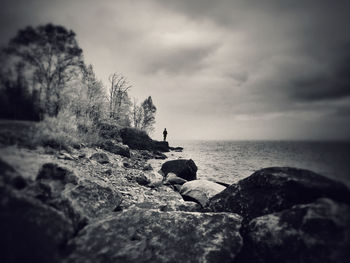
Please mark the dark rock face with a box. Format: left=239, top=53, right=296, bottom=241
left=169, top=146, right=183, bottom=152
left=89, top=152, right=109, bottom=164
left=209, top=167, right=350, bottom=221
left=161, top=159, right=198, bottom=181
left=66, top=209, right=243, bottom=263
left=0, top=186, right=74, bottom=263
left=180, top=180, right=226, bottom=207
left=238, top=198, right=350, bottom=263
left=120, top=127, right=170, bottom=152
left=99, top=140, right=130, bottom=158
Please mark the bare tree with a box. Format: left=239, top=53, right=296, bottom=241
left=108, top=73, right=132, bottom=123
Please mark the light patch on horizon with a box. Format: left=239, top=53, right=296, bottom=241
left=1, top=0, right=350, bottom=140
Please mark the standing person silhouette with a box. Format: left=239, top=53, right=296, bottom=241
left=163, top=128, right=168, bottom=141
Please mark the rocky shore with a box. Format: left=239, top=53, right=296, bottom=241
left=1, top=126, right=350, bottom=263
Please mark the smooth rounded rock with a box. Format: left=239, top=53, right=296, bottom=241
left=180, top=179, right=226, bottom=207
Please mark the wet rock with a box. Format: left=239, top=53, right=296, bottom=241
left=66, top=209, right=243, bottom=263
left=99, top=140, right=130, bottom=158
left=0, top=186, right=74, bottom=263
left=238, top=198, right=350, bottom=263
left=37, top=163, right=78, bottom=185
left=209, top=167, right=350, bottom=222
left=0, top=158, right=28, bottom=189
left=161, top=159, right=198, bottom=181
left=180, top=180, right=226, bottom=207
left=89, top=152, right=109, bottom=164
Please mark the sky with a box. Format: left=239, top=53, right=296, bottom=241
left=1, top=0, right=350, bottom=141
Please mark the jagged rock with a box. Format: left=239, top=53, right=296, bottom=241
left=0, top=186, right=74, bottom=263
left=66, top=209, right=243, bottom=263
left=31, top=163, right=122, bottom=229
left=37, top=163, right=78, bottom=185
left=209, top=167, right=350, bottom=222
left=238, top=198, right=350, bottom=263
left=163, top=173, right=188, bottom=185
left=180, top=180, right=226, bottom=207
left=161, top=159, right=198, bottom=181
left=0, top=158, right=28, bottom=189
left=89, top=152, right=109, bottom=164
left=99, top=140, right=130, bottom=158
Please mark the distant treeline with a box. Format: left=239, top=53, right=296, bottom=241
left=0, top=23, right=156, bottom=133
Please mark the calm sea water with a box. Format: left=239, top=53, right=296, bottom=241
left=166, top=140, right=350, bottom=187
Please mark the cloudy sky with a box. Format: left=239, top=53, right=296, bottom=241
left=1, top=0, right=350, bottom=140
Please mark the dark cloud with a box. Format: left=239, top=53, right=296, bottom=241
left=1, top=0, right=350, bottom=139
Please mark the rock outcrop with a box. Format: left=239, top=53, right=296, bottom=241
left=180, top=179, right=226, bottom=207
left=99, top=140, right=130, bottom=158
left=66, top=209, right=243, bottom=263
left=209, top=167, right=350, bottom=222
left=161, top=159, right=198, bottom=181
left=0, top=185, right=74, bottom=263
left=237, top=198, right=350, bottom=263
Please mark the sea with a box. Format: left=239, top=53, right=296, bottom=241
left=152, top=140, right=350, bottom=187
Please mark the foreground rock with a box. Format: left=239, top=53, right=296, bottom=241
left=237, top=198, right=350, bottom=263
left=161, top=159, right=198, bottom=181
left=0, top=158, right=29, bottom=189
left=0, top=186, right=74, bottom=263
left=27, top=163, right=122, bottom=229
left=209, top=167, right=350, bottom=222
left=66, top=209, right=243, bottom=263
left=180, top=180, right=226, bottom=207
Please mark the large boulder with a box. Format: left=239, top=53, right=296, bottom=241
left=99, top=140, right=130, bottom=158
left=238, top=198, right=350, bottom=263
left=30, top=163, right=122, bottom=228
left=161, top=159, right=198, bottom=181
left=66, top=209, right=243, bottom=263
left=180, top=179, right=226, bottom=207
left=209, top=167, right=350, bottom=222
left=0, top=186, right=74, bottom=263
